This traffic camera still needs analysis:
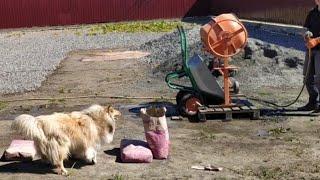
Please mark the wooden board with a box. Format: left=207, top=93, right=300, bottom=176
left=198, top=98, right=260, bottom=120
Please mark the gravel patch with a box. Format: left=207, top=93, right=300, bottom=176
left=0, top=30, right=164, bottom=94
left=238, top=38, right=305, bottom=89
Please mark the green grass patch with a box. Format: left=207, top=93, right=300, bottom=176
left=255, top=166, right=289, bottom=179
left=87, top=20, right=182, bottom=35
left=59, top=87, right=65, bottom=94
left=0, top=101, right=8, bottom=110
left=242, top=166, right=289, bottom=179
left=257, top=91, right=273, bottom=96
left=291, top=147, right=304, bottom=157
left=74, top=30, right=82, bottom=36
left=111, top=173, right=127, bottom=180
left=48, top=99, right=57, bottom=104
left=268, top=127, right=290, bottom=136
left=58, top=98, right=66, bottom=103
left=199, top=130, right=216, bottom=140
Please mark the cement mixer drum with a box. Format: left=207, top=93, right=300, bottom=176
left=200, top=13, right=248, bottom=58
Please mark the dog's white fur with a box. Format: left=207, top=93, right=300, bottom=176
left=11, top=104, right=121, bottom=175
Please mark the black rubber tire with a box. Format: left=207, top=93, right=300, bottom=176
left=176, top=90, right=188, bottom=105
left=198, top=113, right=207, bottom=122
left=178, top=93, right=202, bottom=121
left=188, top=115, right=201, bottom=123
left=229, top=77, right=240, bottom=94
left=233, top=80, right=240, bottom=94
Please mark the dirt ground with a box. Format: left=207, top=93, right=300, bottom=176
left=1, top=48, right=320, bottom=179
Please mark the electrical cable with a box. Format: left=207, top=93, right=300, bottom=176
left=247, top=47, right=312, bottom=108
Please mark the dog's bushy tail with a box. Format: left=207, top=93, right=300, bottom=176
left=12, top=114, right=46, bottom=141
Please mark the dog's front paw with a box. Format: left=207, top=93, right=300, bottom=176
left=54, top=168, right=68, bottom=176
left=61, top=169, right=68, bottom=176
left=85, top=147, right=97, bottom=165
left=92, top=156, right=97, bottom=164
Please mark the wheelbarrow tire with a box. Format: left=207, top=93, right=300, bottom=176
left=176, top=90, right=188, bottom=105
left=230, top=77, right=240, bottom=94
left=178, top=93, right=202, bottom=121
left=233, top=80, right=240, bottom=94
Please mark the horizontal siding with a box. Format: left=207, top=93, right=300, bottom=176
left=0, top=0, right=210, bottom=29
left=211, top=0, right=314, bottom=25
left=1, top=0, right=312, bottom=29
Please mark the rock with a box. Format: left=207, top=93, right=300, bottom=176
left=262, top=45, right=279, bottom=58
left=244, top=39, right=262, bottom=59
left=257, top=130, right=269, bottom=137
left=284, top=56, right=304, bottom=68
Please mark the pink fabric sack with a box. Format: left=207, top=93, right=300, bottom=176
left=145, top=130, right=169, bottom=159
left=140, top=107, right=170, bottom=159
left=120, top=139, right=153, bottom=163
left=1, top=140, right=36, bottom=161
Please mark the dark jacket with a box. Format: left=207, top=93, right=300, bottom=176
left=304, top=6, right=320, bottom=49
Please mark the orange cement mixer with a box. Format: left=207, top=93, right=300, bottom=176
left=200, top=13, right=248, bottom=106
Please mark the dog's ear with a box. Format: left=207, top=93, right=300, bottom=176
left=105, top=105, right=121, bottom=118
left=105, top=105, right=117, bottom=116
left=105, top=105, right=114, bottom=113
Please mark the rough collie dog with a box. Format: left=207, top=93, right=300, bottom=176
left=11, top=104, right=121, bottom=175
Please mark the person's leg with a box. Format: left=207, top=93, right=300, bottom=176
left=313, top=50, right=320, bottom=109
left=299, top=50, right=318, bottom=110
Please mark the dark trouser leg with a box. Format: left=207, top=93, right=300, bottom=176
left=313, top=50, right=320, bottom=107
left=304, top=50, right=318, bottom=105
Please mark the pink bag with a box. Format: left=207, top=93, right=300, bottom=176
left=140, top=107, right=170, bottom=159
left=145, top=130, right=169, bottom=159
left=1, top=140, right=36, bottom=161
left=120, top=139, right=153, bottom=163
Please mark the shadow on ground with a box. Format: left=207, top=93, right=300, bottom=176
left=127, top=101, right=178, bottom=117
left=104, top=148, right=121, bottom=163
left=0, top=160, right=53, bottom=174
left=0, top=159, right=89, bottom=174
left=261, top=108, right=317, bottom=117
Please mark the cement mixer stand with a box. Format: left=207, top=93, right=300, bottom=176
left=198, top=14, right=260, bottom=121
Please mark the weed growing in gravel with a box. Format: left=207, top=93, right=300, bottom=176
left=111, top=173, right=127, bottom=180
left=87, top=20, right=182, bottom=35
left=0, top=101, right=7, bottom=110
left=291, top=147, right=304, bottom=157
left=66, top=162, right=77, bottom=177
left=48, top=99, right=56, bottom=104
left=256, top=89, right=273, bottom=97
left=255, top=166, right=289, bottom=179
left=58, top=98, right=66, bottom=103
left=59, top=87, right=65, bottom=94
left=6, top=32, right=25, bottom=38
left=242, top=166, right=289, bottom=179
left=74, top=30, right=82, bottom=36
left=283, top=136, right=298, bottom=142
left=199, top=130, right=216, bottom=140
left=268, top=127, right=290, bottom=136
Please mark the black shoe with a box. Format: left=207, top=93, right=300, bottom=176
left=297, top=103, right=317, bottom=111
left=312, top=106, right=320, bottom=113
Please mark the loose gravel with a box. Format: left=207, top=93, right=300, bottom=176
left=0, top=29, right=164, bottom=94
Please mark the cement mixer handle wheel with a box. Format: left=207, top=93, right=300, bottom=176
left=207, top=19, right=248, bottom=58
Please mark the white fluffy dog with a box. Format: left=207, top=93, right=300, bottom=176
left=11, top=104, right=121, bottom=175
